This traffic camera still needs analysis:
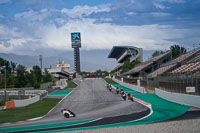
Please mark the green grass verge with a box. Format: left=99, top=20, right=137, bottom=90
left=64, top=80, right=77, bottom=89
left=104, top=78, right=117, bottom=84
left=0, top=98, right=61, bottom=123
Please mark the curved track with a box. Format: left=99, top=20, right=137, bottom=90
left=0, top=78, right=149, bottom=133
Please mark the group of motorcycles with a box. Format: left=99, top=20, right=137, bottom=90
left=107, top=84, right=134, bottom=102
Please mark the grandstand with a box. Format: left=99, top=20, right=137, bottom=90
left=108, top=46, right=143, bottom=63
left=109, top=47, right=200, bottom=96
left=148, top=48, right=200, bottom=78
left=123, top=51, right=171, bottom=77
left=108, top=46, right=143, bottom=75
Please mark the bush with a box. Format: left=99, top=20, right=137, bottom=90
left=0, top=100, right=5, bottom=106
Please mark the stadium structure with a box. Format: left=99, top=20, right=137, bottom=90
left=108, top=46, right=143, bottom=75
left=109, top=47, right=200, bottom=96
left=48, top=61, right=75, bottom=79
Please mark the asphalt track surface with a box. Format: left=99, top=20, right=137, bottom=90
left=0, top=78, right=148, bottom=133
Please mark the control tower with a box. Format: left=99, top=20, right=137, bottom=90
left=71, top=32, right=81, bottom=73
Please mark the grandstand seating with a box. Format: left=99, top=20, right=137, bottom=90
left=148, top=64, right=176, bottom=78
left=170, top=61, right=200, bottom=74
left=172, top=49, right=200, bottom=64
left=187, top=54, right=200, bottom=64
left=126, top=51, right=171, bottom=74
left=147, top=49, right=200, bottom=78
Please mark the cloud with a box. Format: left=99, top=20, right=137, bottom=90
left=151, top=12, right=171, bottom=17
left=39, top=18, right=191, bottom=51
left=1, top=0, right=200, bottom=56
left=61, top=5, right=111, bottom=18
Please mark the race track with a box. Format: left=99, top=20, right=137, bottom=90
left=0, top=78, right=149, bottom=133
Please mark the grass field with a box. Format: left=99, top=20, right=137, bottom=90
left=64, top=80, right=77, bottom=89
left=0, top=98, right=61, bottom=123
left=104, top=78, right=117, bottom=84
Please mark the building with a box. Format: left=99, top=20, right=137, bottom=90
left=108, top=46, right=143, bottom=75
left=108, top=46, right=143, bottom=63
left=48, top=63, right=75, bottom=79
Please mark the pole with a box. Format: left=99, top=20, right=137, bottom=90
left=4, top=61, right=6, bottom=101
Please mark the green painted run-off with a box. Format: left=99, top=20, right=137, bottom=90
left=0, top=84, right=190, bottom=132
left=50, top=90, right=72, bottom=96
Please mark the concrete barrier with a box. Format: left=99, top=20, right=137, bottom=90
left=14, top=96, right=40, bottom=107
left=112, top=78, right=146, bottom=93
left=155, top=88, right=200, bottom=108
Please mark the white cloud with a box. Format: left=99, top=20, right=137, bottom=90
left=15, top=9, right=50, bottom=22
left=153, top=2, right=167, bottom=9
left=1, top=3, right=199, bottom=55
left=127, top=12, right=137, bottom=16
left=39, top=18, right=187, bottom=51
left=151, top=12, right=171, bottom=17
left=61, top=5, right=111, bottom=18
left=154, top=0, right=185, bottom=3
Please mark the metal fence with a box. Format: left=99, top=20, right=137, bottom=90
left=116, top=76, right=147, bottom=88
left=114, top=74, right=200, bottom=96
left=158, top=75, right=200, bottom=96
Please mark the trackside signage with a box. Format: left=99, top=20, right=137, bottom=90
left=0, top=90, right=47, bottom=96
left=186, top=87, right=195, bottom=93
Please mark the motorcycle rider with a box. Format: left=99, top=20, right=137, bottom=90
left=61, top=108, right=76, bottom=118
left=120, top=88, right=124, bottom=95
left=121, top=92, right=127, bottom=101
left=116, top=87, right=120, bottom=94
left=128, top=93, right=134, bottom=102
left=109, top=84, right=112, bottom=91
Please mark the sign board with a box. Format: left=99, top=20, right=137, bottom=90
left=186, top=87, right=195, bottom=93
left=57, top=64, right=70, bottom=68
left=71, top=32, right=81, bottom=48
left=72, top=42, right=81, bottom=48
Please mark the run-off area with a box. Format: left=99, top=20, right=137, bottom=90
left=0, top=78, right=149, bottom=133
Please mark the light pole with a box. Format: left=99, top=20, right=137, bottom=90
left=4, top=61, right=6, bottom=101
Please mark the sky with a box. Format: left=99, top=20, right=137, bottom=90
left=0, top=0, right=200, bottom=70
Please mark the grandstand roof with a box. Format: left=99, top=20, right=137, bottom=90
left=108, top=46, right=140, bottom=58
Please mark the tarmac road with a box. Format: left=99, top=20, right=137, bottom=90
left=0, top=78, right=148, bottom=132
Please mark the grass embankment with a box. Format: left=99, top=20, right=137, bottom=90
left=104, top=78, right=117, bottom=84
left=64, top=80, right=77, bottom=90
left=0, top=98, right=61, bottom=123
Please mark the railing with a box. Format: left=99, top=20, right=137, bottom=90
left=114, top=74, right=200, bottom=96
left=158, top=75, right=200, bottom=96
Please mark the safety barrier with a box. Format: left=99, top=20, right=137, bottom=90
left=155, top=88, right=200, bottom=108
left=13, top=96, right=40, bottom=107
left=5, top=101, right=15, bottom=109
left=112, top=77, right=146, bottom=93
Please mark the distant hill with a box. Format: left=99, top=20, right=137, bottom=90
left=0, top=53, right=113, bottom=72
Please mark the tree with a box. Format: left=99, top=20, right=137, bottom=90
left=152, top=50, right=164, bottom=57
left=15, top=65, right=27, bottom=88
left=170, top=45, right=187, bottom=59
left=10, top=61, right=16, bottom=73
left=121, top=60, right=140, bottom=73
left=43, top=69, right=52, bottom=82
left=32, top=65, right=42, bottom=83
